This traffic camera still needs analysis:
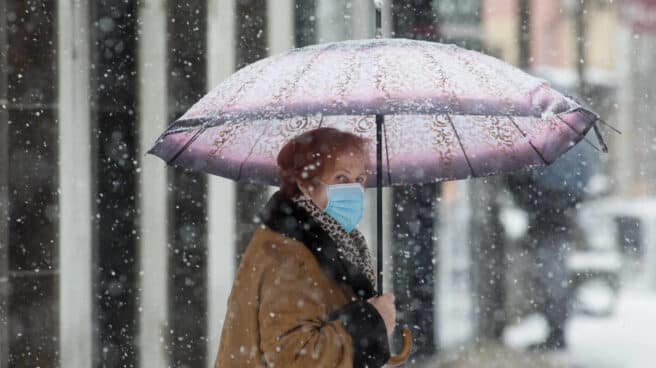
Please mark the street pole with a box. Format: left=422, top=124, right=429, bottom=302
left=234, top=0, right=270, bottom=263
left=0, top=0, right=8, bottom=362
left=390, top=0, right=440, bottom=359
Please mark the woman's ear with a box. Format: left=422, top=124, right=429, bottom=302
left=295, top=178, right=304, bottom=194
left=295, top=178, right=310, bottom=196
left=296, top=177, right=318, bottom=196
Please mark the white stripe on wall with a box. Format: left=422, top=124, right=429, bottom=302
left=381, top=0, right=392, bottom=37
left=266, top=0, right=294, bottom=200
left=137, top=0, right=169, bottom=367
left=438, top=181, right=473, bottom=347
left=350, top=0, right=375, bottom=39
left=317, top=0, right=351, bottom=42
left=383, top=189, right=393, bottom=294
left=614, top=25, right=634, bottom=197
left=267, top=0, right=294, bottom=55
left=58, top=0, right=93, bottom=366
left=206, top=1, right=237, bottom=366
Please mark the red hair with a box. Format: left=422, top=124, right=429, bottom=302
left=277, top=127, right=370, bottom=199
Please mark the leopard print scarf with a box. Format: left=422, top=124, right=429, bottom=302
left=291, top=193, right=377, bottom=288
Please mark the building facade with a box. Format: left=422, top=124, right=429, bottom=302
left=0, top=1, right=425, bottom=367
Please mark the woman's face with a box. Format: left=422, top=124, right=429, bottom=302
left=297, top=151, right=367, bottom=209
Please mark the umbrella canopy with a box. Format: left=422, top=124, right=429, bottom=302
left=147, top=38, right=602, bottom=187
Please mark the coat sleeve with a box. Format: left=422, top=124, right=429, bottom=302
left=258, top=251, right=390, bottom=368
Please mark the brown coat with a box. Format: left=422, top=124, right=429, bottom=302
left=214, top=192, right=390, bottom=368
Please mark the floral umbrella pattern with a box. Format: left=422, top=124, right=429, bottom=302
left=147, top=38, right=603, bottom=187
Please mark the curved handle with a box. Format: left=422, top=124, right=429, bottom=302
left=386, top=327, right=412, bottom=366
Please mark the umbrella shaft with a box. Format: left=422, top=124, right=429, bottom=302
left=376, top=114, right=384, bottom=296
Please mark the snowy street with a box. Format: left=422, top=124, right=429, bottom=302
left=502, top=290, right=656, bottom=368
left=419, top=290, right=656, bottom=368
left=567, top=290, right=656, bottom=368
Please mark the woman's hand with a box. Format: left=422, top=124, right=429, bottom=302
left=367, top=293, right=396, bottom=336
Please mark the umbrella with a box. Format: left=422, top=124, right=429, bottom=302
left=147, top=40, right=605, bottom=187
left=146, top=6, right=608, bottom=365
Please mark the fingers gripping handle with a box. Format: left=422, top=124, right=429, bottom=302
left=387, top=327, right=412, bottom=366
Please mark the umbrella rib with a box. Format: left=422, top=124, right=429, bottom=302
left=596, top=117, right=622, bottom=135
left=382, top=116, right=393, bottom=185
left=506, top=116, right=551, bottom=165
left=236, top=125, right=269, bottom=181
left=445, top=114, right=477, bottom=178
left=556, top=115, right=605, bottom=153
left=166, top=126, right=208, bottom=165
left=572, top=106, right=622, bottom=135
left=590, top=119, right=609, bottom=153
left=575, top=109, right=609, bottom=152
left=556, top=114, right=582, bottom=134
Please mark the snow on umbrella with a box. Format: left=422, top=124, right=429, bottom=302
left=147, top=37, right=607, bottom=366
left=148, top=38, right=603, bottom=187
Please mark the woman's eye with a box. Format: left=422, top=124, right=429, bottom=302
left=356, top=177, right=365, bottom=183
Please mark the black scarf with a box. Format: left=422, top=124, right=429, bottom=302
left=258, top=191, right=376, bottom=300
left=290, top=192, right=376, bottom=287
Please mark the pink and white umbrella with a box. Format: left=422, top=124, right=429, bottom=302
left=147, top=38, right=604, bottom=188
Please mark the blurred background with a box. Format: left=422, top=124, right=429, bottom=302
left=0, top=0, right=654, bottom=367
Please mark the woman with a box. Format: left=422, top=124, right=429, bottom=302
left=214, top=127, right=396, bottom=368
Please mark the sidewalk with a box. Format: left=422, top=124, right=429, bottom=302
left=505, top=290, right=656, bottom=368
left=398, top=290, right=656, bottom=368
left=415, top=341, right=569, bottom=368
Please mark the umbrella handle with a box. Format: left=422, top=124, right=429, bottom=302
left=386, top=327, right=412, bottom=366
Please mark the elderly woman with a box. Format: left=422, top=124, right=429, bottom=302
left=214, top=127, right=396, bottom=367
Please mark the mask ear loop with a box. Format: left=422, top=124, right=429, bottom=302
left=318, top=179, right=365, bottom=190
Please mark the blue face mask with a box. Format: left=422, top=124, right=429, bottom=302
left=322, top=182, right=365, bottom=232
